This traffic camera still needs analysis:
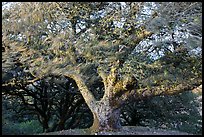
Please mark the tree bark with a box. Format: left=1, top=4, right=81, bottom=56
left=90, top=100, right=122, bottom=132
left=63, top=71, right=123, bottom=132
left=90, top=67, right=123, bottom=132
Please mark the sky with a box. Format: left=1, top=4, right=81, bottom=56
left=2, top=2, right=13, bottom=10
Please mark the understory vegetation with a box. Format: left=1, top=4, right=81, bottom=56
left=2, top=90, right=202, bottom=135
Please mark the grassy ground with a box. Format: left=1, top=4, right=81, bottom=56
left=39, top=126, right=191, bottom=135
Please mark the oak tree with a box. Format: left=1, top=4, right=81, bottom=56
left=2, top=2, right=202, bottom=132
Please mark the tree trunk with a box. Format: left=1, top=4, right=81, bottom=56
left=90, top=83, right=122, bottom=132
left=42, top=118, right=50, bottom=133
left=57, top=119, right=65, bottom=131
left=63, top=72, right=122, bottom=132
left=59, top=61, right=202, bottom=133
left=90, top=102, right=122, bottom=132
left=89, top=67, right=124, bottom=132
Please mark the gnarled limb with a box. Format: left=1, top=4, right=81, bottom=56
left=63, top=72, right=97, bottom=109
left=123, top=78, right=202, bottom=102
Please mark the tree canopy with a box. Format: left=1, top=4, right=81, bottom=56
left=2, top=2, right=202, bottom=133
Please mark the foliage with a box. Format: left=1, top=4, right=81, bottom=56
left=3, top=2, right=201, bottom=91
left=121, top=91, right=202, bottom=134
left=2, top=119, right=42, bottom=135
left=2, top=2, right=202, bottom=132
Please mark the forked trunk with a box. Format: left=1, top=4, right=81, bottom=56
left=89, top=68, right=123, bottom=132
left=63, top=72, right=123, bottom=132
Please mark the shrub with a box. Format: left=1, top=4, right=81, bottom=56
left=2, top=119, right=42, bottom=135
left=121, top=91, right=202, bottom=135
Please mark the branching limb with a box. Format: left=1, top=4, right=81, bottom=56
left=123, top=78, right=202, bottom=103
left=62, top=72, right=97, bottom=109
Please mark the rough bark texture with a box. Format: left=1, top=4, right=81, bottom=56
left=94, top=101, right=121, bottom=131
left=89, top=67, right=124, bottom=132
left=62, top=69, right=124, bottom=132
left=90, top=100, right=122, bottom=132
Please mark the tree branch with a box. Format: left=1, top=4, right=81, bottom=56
left=61, top=72, right=97, bottom=109
left=120, top=28, right=153, bottom=67
left=123, top=78, right=202, bottom=102
left=97, top=67, right=108, bottom=87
